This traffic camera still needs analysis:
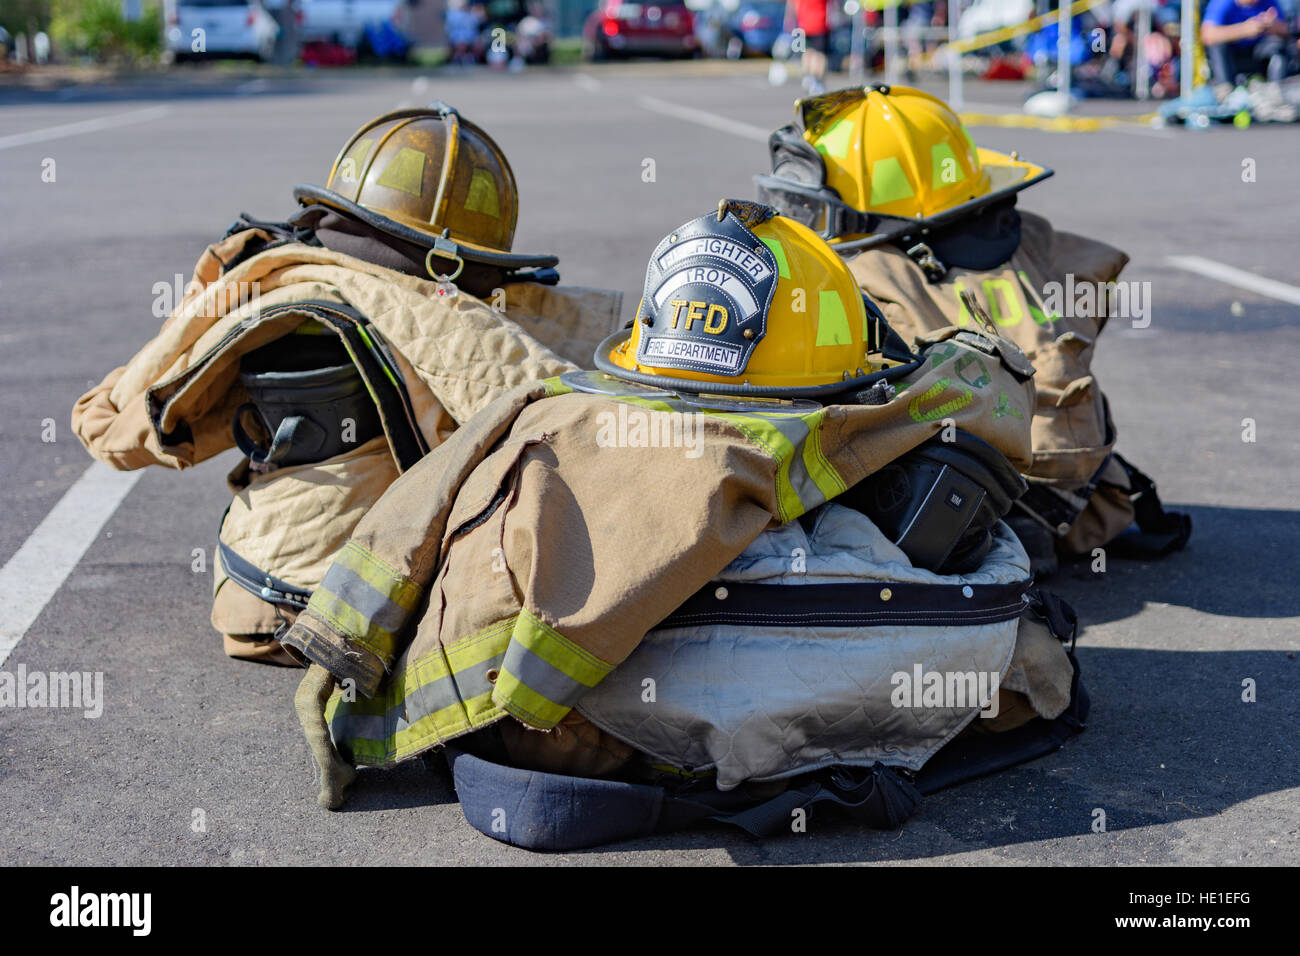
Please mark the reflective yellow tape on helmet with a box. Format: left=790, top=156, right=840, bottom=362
left=930, top=142, right=965, bottom=188
left=465, top=168, right=500, bottom=218
left=374, top=146, right=427, bottom=197
left=870, top=157, right=916, bottom=206
left=815, top=290, right=852, bottom=347
left=760, top=237, right=791, bottom=279
left=816, top=117, right=856, bottom=161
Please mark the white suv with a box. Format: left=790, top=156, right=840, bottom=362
left=164, top=0, right=280, bottom=62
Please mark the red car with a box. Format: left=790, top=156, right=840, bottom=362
left=583, top=2, right=698, bottom=60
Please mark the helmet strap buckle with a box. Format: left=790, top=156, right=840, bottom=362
left=425, top=234, right=466, bottom=298
left=906, top=242, right=948, bottom=283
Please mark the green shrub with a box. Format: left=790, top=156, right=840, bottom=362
left=49, top=0, right=161, bottom=63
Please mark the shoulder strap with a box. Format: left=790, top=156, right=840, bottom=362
left=219, top=209, right=325, bottom=275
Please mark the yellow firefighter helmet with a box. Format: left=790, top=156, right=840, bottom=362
left=595, top=200, right=911, bottom=399
left=755, top=85, right=1051, bottom=243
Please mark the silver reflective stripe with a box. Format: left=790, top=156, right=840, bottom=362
left=318, top=562, right=412, bottom=636
left=501, top=640, right=591, bottom=709
left=330, top=651, right=504, bottom=745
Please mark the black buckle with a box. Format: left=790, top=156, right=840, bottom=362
left=906, top=242, right=947, bottom=283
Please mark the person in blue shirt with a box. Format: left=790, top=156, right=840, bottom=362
left=1201, top=0, right=1295, bottom=84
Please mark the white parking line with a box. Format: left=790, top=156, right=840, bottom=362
left=1166, top=255, right=1300, bottom=306
left=0, top=463, right=142, bottom=665
left=637, top=95, right=769, bottom=143
left=0, top=105, right=171, bottom=152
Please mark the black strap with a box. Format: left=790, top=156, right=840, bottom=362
left=216, top=529, right=311, bottom=612
left=219, top=211, right=323, bottom=274
left=903, top=241, right=948, bottom=282
left=1024, top=586, right=1079, bottom=652
left=1108, top=453, right=1193, bottom=557
left=232, top=403, right=328, bottom=472
left=255, top=301, right=429, bottom=472
left=656, top=579, right=1030, bottom=631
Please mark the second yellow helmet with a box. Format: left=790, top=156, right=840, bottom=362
left=755, top=85, right=1051, bottom=243
left=595, top=200, right=915, bottom=399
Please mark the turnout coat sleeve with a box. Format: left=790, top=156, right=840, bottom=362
left=71, top=229, right=622, bottom=472
left=281, top=329, right=1037, bottom=767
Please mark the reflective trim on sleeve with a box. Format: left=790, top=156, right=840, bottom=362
left=308, top=541, right=424, bottom=666
left=495, top=608, right=614, bottom=729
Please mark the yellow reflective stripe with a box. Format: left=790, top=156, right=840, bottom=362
left=799, top=408, right=848, bottom=500
left=494, top=670, right=570, bottom=729
left=310, top=588, right=402, bottom=664
left=336, top=541, right=423, bottom=612
left=582, top=392, right=846, bottom=524
left=327, top=618, right=514, bottom=764
left=308, top=541, right=424, bottom=664
left=761, top=237, right=790, bottom=279
left=495, top=608, right=615, bottom=729
left=512, top=607, right=614, bottom=688
left=345, top=691, right=500, bottom=766
left=706, top=410, right=803, bottom=522
left=870, top=156, right=916, bottom=206
left=542, top=376, right=574, bottom=398
left=815, top=290, right=852, bottom=347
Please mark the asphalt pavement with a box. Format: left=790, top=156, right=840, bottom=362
left=0, top=60, right=1296, bottom=866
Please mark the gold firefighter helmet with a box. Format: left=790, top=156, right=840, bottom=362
left=755, top=85, right=1052, bottom=248
left=594, top=200, right=917, bottom=399
left=293, top=104, right=557, bottom=277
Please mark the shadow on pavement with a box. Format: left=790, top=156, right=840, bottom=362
left=1049, top=505, right=1300, bottom=623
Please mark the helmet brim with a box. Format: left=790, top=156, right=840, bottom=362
left=829, top=159, right=1052, bottom=254
left=594, top=329, right=922, bottom=400
left=292, top=183, right=559, bottom=271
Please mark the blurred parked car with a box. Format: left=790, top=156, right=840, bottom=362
left=729, top=0, right=787, bottom=56
left=297, top=0, right=412, bottom=60
left=583, top=2, right=699, bottom=60
left=164, top=0, right=279, bottom=62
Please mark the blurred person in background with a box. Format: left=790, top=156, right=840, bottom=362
left=1201, top=0, right=1295, bottom=85
left=447, top=0, right=483, bottom=64
left=903, top=1, right=943, bottom=80
left=795, top=0, right=831, bottom=92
